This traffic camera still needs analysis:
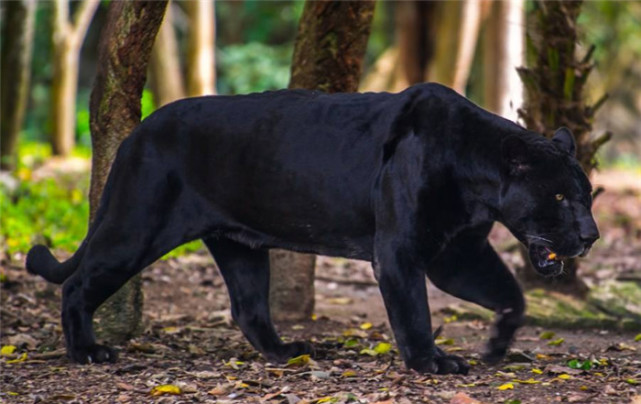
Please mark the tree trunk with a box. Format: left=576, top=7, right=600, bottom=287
left=149, top=1, right=185, bottom=107
left=185, top=0, right=216, bottom=96
left=0, top=0, right=36, bottom=171
left=50, top=0, right=99, bottom=156
left=483, top=0, right=524, bottom=120
left=89, top=0, right=168, bottom=343
left=269, top=0, right=375, bottom=322
left=430, top=0, right=483, bottom=94
left=516, top=0, right=609, bottom=295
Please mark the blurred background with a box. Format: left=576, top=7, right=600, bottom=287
left=1, top=0, right=640, bottom=260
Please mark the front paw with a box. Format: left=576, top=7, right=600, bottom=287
left=68, top=344, right=118, bottom=364
left=265, top=341, right=315, bottom=363
left=407, top=351, right=470, bottom=375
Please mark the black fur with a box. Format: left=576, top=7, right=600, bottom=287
left=27, top=83, right=598, bottom=373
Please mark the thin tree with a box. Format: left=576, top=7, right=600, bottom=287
left=185, top=0, right=216, bottom=96
left=149, top=1, right=185, bottom=107
left=89, top=0, right=168, bottom=342
left=270, top=0, right=376, bottom=322
left=483, top=0, right=524, bottom=121
left=516, top=0, right=610, bottom=295
left=0, top=0, right=36, bottom=170
left=50, top=0, right=99, bottom=156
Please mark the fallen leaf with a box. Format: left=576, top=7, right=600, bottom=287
left=1, top=345, right=17, bottom=356
left=150, top=384, right=181, bottom=396
left=326, top=297, right=352, bottom=305
left=360, top=322, right=373, bottom=330
left=625, top=378, right=639, bottom=385
left=547, top=338, right=565, bottom=346
left=374, top=342, right=392, bottom=355
left=556, top=374, right=572, bottom=380
left=539, top=331, right=556, bottom=340
left=208, top=383, right=232, bottom=396
left=531, top=368, right=543, bottom=375
left=449, top=392, right=481, bottom=404
left=635, top=334, right=641, bottom=342
left=6, top=353, right=27, bottom=364
left=512, top=378, right=540, bottom=385
left=436, top=337, right=455, bottom=346
left=497, top=382, right=514, bottom=391
left=341, top=370, right=357, bottom=378
left=286, top=354, right=310, bottom=368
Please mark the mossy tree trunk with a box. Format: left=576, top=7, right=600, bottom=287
left=516, top=0, right=610, bottom=295
left=269, top=0, right=375, bottom=322
left=89, top=0, right=168, bottom=343
left=0, top=0, right=36, bottom=170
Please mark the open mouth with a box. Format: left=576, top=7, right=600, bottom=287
left=528, top=244, right=565, bottom=277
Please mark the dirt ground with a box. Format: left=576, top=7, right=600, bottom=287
left=1, top=169, right=640, bottom=404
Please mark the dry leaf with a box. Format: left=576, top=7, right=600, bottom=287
left=450, top=392, right=482, bottom=404
left=150, top=384, right=181, bottom=396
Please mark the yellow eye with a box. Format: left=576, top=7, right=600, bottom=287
left=555, top=194, right=565, bottom=201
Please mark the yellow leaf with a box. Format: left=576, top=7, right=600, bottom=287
left=547, top=338, right=565, bottom=346
left=286, top=354, right=310, bottom=367
left=536, top=353, right=552, bottom=360
left=327, top=297, right=352, bottom=305
left=539, top=331, right=556, bottom=340
left=531, top=368, right=543, bottom=375
left=7, top=392, right=18, bottom=396
left=1, top=345, right=17, bottom=356
left=316, top=396, right=334, bottom=403
left=162, top=326, right=181, bottom=334
left=446, top=347, right=463, bottom=352
left=513, top=378, right=541, bottom=384
left=435, top=337, right=455, bottom=345
left=341, top=370, right=357, bottom=377
left=444, top=315, right=458, bottom=323
left=468, top=359, right=478, bottom=366
left=374, top=342, right=392, bottom=355
left=6, top=353, right=27, bottom=364
left=557, top=374, right=572, bottom=380
left=150, top=384, right=181, bottom=396
left=311, top=314, right=318, bottom=321
left=580, top=385, right=589, bottom=391
left=360, top=322, right=373, bottom=330
left=498, top=383, right=514, bottom=391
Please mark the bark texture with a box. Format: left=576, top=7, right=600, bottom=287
left=516, top=0, right=609, bottom=294
left=0, top=0, right=36, bottom=170
left=185, top=0, right=216, bottom=96
left=270, top=0, right=375, bottom=322
left=288, top=0, right=375, bottom=93
left=149, top=2, right=185, bottom=107
left=50, top=0, right=99, bottom=156
left=89, top=0, right=168, bottom=343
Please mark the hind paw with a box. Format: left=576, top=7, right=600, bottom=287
left=69, top=344, right=118, bottom=364
left=265, top=341, right=315, bottom=363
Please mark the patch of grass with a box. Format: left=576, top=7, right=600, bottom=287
left=1, top=142, right=204, bottom=260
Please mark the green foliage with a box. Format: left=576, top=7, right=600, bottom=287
left=1, top=142, right=202, bottom=260
left=217, top=43, right=293, bottom=94
left=1, top=174, right=90, bottom=257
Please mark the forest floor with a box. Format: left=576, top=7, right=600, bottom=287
left=1, top=168, right=641, bottom=404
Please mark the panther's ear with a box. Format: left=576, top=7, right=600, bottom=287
left=552, top=127, right=576, bottom=157
left=501, top=136, right=531, bottom=175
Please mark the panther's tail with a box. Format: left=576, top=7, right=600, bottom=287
left=26, top=243, right=87, bottom=284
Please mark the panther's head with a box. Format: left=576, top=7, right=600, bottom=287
left=499, top=127, right=599, bottom=277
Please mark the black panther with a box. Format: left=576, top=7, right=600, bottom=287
left=27, top=83, right=599, bottom=374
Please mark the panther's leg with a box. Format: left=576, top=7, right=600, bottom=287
left=61, top=219, right=174, bottom=364
left=203, top=236, right=313, bottom=363
left=373, top=236, right=470, bottom=375
left=426, top=226, right=525, bottom=364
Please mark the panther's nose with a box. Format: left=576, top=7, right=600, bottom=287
left=579, top=230, right=599, bottom=247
